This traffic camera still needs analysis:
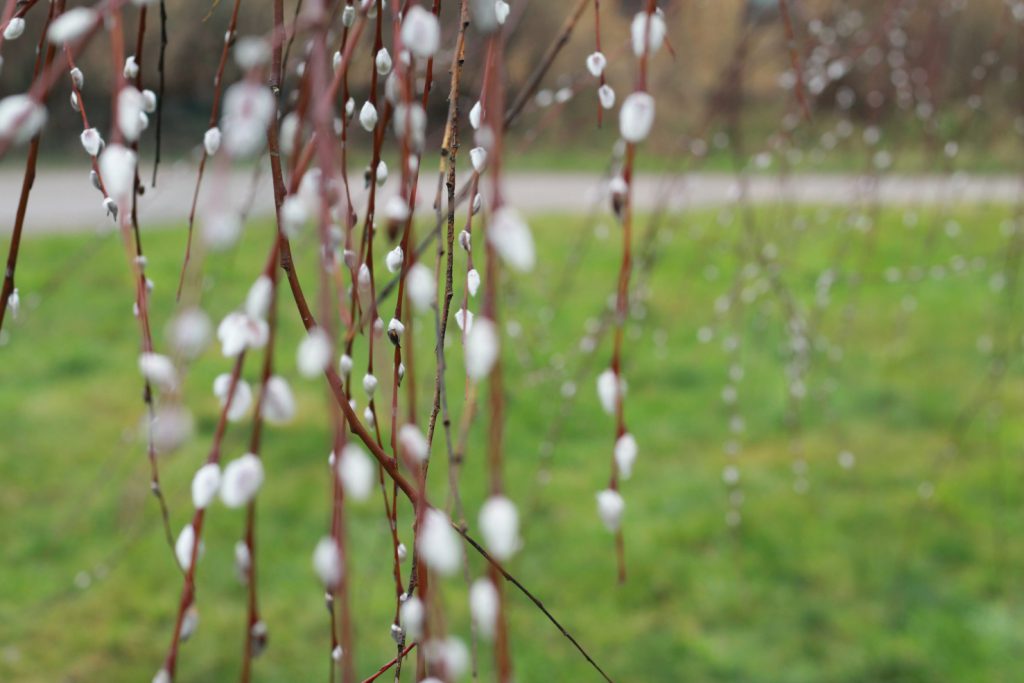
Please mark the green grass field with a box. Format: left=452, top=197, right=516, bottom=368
left=1, top=205, right=1023, bottom=682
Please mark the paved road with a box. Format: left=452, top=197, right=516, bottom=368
left=1, top=162, right=1021, bottom=234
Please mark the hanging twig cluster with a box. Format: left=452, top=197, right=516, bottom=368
left=0, top=1, right=672, bottom=681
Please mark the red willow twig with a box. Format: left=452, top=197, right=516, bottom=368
left=777, top=0, right=811, bottom=122
left=334, top=3, right=412, bottom=665
left=603, top=0, right=661, bottom=586
left=0, top=0, right=57, bottom=331
left=149, top=0, right=167, bottom=186
left=360, top=641, right=416, bottom=683
left=160, top=353, right=249, bottom=680
left=479, top=20, right=514, bottom=682
left=593, top=0, right=605, bottom=127
left=503, top=0, right=590, bottom=130
left=424, top=1, right=482, bottom=675
left=175, top=0, right=246, bottom=300
left=237, top=266, right=280, bottom=682
left=384, top=0, right=433, bottom=676
left=108, top=0, right=181, bottom=560
left=307, top=1, right=358, bottom=679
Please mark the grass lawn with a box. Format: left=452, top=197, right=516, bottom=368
left=1, top=204, right=1023, bottom=682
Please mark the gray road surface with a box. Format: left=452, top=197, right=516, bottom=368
left=1, top=162, right=1021, bottom=235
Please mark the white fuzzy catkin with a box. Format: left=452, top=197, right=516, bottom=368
left=619, top=92, right=656, bottom=143
left=424, top=638, right=469, bottom=679
left=234, top=540, right=252, bottom=580
left=221, top=81, right=275, bottom=156
left=455, top=307, right=474, bottom=333
left=279, top=112, right=300, bottom=155
left=356, top=263, right=371, bottom=290
left=337, top=444, right=374, bottom=501
left=244, top=275, right=273, bottom=320
left=598, top=84, right=616, bottom=110
left=398, top=424, right=429, bottom=461
left=375, top=48, right=392, bottom=76
left=384, top=196, right=410, bottom=224
left=470, top=578, right=499, bottom=639
left=471, top=0, right=500, bottom=31
left=233, top=37, right=270, bottom=70
left=418, top=508, right=462, bottom=575
left=123, top=55, right=139, bottom=79
left=614, top=433, right=639, bottom=479
left=280, top=194, right=309, bottom=238
left=586, top=51, right=607, bottom=77
left=489, top=207, right=535, bottom=272
left=98, top=144, right=136, bottom=201
left=362, top=372, right=378, bottom=397
left=468, top=101, right=483, bottom=130
left=175, top=524, right=200, bottom=570
left=47, top=8, right=96, bottom=44
left=358, top=101, right=378, bottom=132
left=261, top=376, right=296, bottom=424
left=297, top=327, right=332, bottom=378
left=393, top=102, right=427, bottom=150
left=203, top=126, right=221, bottom=156
left=79, top=127, right=101, bottom=156
left=138, top=352, right=177, bottom=390
left=213, top=374, right=254, bottom=422
left=596, top=489, right=625, bottom=532
left=401, top=6, right=441, bottom=58
left=220, top=453, right=264, bottom=507
left=470, top=146, right=488, bottom=173
left=630, top=10, right=667, bottom=57
left=312, top=536, right=343, bottom=587
left=142, top=89, right=157, bottom=113
left=179, top=605, right=200, bottom=641
left=0, top=95, right=45, bottom=145
left=3, top=17, right=25, bottom=40
left=406, top=263, right=436, bottom=312
left=191, top=463, right=222, bottom=509
left=202, top=209, right=243, bottom=250
left=171, top=308, right=212, bottom=359
left=597, top=368, right=624, bottom=415
left=467, top=268, right=481, bottom=297
left=117, top=87, right=146, bottom=141
left=494, top=0, right=510, bottom=25
left=217, top=311, right=269, bottom=356
left=465, top=317, right=499, bottom=380
left=387, top=318, right=405, bottom=340
left=609, top=175, right=628, bottom=196
left=7, top=288, right=19, bottom=319
left=338, top=353, right=353, bottom=376
left=400, top=596, right=425, bottom=640
left=479, top=495, right=519, bottom=560
left=385, top=246, right=404, bottom=274
left=151, top=405, right=194, bottom=454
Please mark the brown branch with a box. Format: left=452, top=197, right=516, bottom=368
left=360, top=642, right=416, bottom=683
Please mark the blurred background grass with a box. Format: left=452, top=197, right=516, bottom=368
left=1, top=206, right=1023, bottom=682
